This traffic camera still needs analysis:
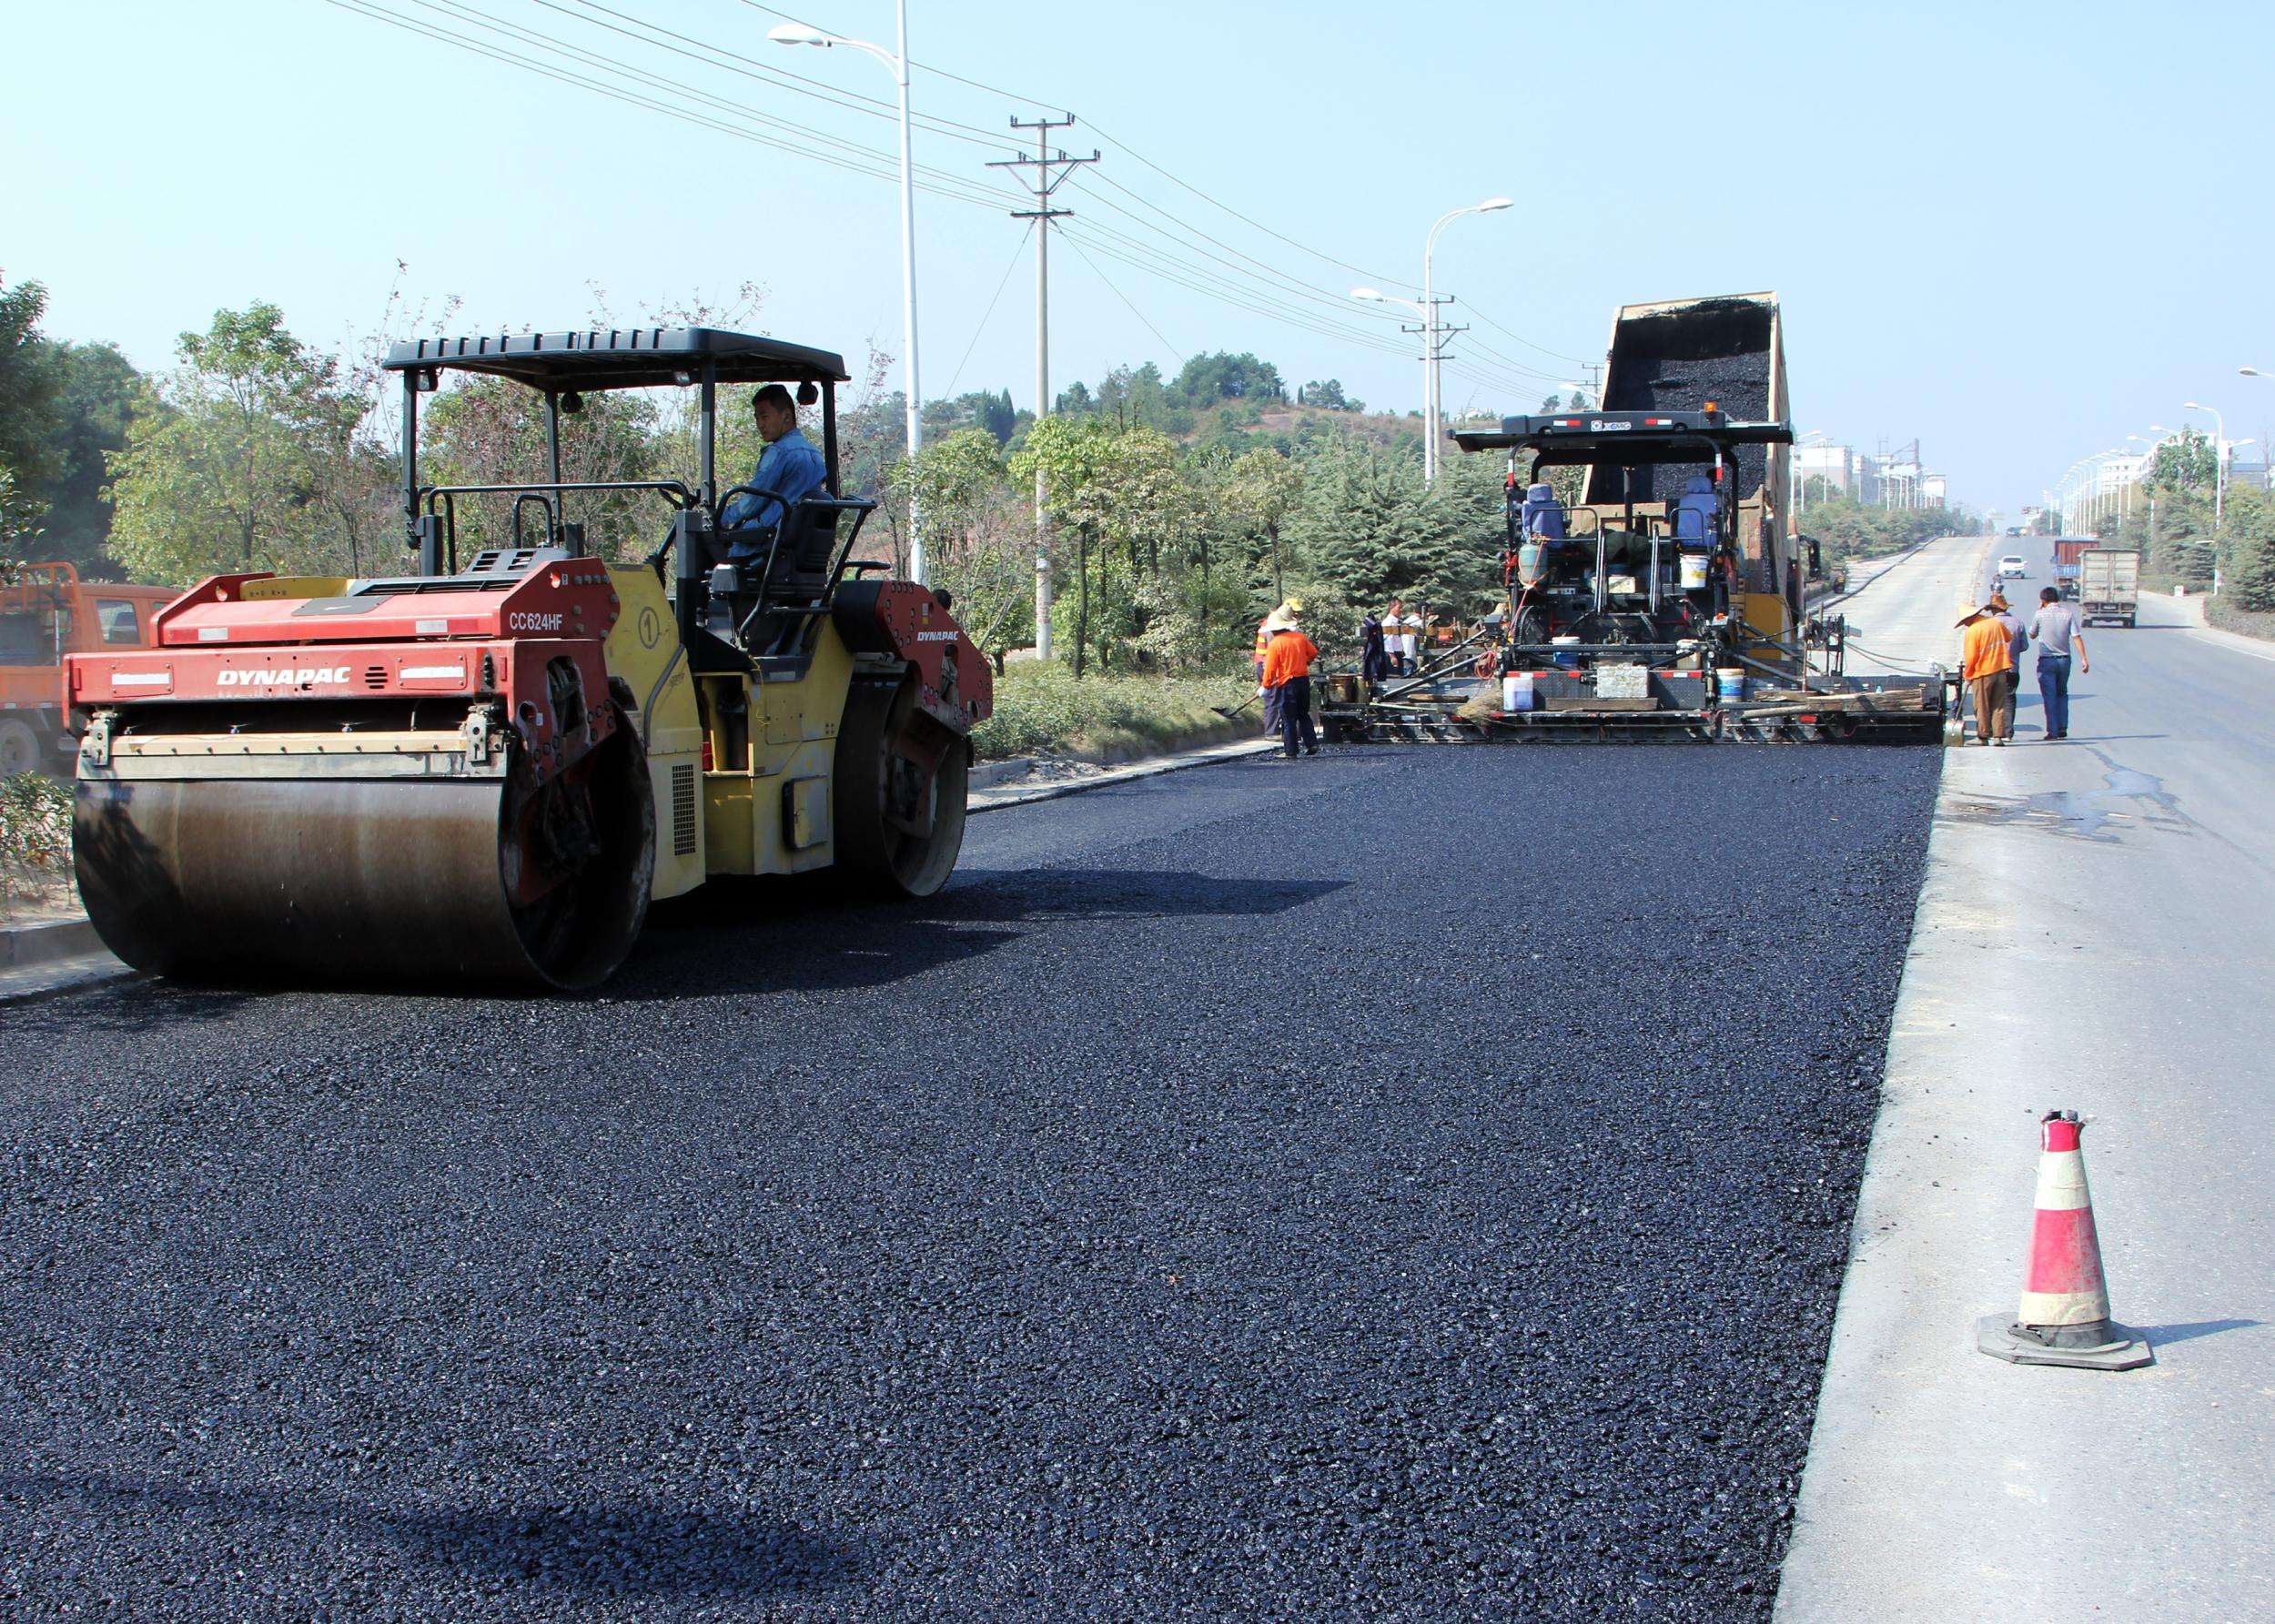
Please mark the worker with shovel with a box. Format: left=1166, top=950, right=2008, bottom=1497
left=1262, top=607, right=1320, bottom=759
left=1958, top=600, right=2017, bottom=746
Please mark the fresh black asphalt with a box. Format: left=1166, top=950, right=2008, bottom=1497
left=0, top=743, right=1939, bottom=1619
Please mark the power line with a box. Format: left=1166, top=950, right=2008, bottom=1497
left=1060, top=231, right=1182, bottom=362
left=1461, top=300, right=1594, bottom=368
left=732, top=1, right=1430, bottom=298
left=334, top=0, right=1579, bottom=397
left=326, top=0, right=1020, bottom=214
left=1058, top=227, right=1426, bottom=361
left=697, top=5, right=1595, bottom=376
left=563, top=0, right=1025, bottom=153
left=944, top=220, right=1035, bottom=397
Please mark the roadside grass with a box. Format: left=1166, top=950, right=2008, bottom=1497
left=972, top=665, right=1257, bottom=762
left=2206, top=596, right=2275, bottom=642
left=0, top=772, right=74, bottom=920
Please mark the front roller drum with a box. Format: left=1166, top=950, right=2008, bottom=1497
left=74, top=725, right=655, bottom=992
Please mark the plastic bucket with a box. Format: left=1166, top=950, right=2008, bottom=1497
left=1501, top=671, right=1535, bottom=712
left=1679, top=553, right=1709, bottom=591
left=1715, top=667, right=1746, bottom=703
left=1552, top=636, right=1582, bottom=671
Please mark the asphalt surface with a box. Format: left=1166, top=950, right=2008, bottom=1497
left=1, top=742, right=1942, bottom=1619
left=1781, top=540, right=2275, bottom=1619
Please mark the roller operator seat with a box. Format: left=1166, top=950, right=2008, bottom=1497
left=1673, top=475, right=1721, bottom=548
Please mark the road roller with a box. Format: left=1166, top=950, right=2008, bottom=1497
left=65, top=327, right=992, bottom=990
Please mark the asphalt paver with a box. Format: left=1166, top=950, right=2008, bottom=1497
left=0, top=744, right=1938, bottom=1619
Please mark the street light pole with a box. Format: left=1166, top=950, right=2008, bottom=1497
left=1421, top=198, right=1512, bottom=483
left=770, top=6, right=925, bottom=584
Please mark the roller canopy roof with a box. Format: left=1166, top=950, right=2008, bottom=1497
left=381, top=327, right=850, bottom=391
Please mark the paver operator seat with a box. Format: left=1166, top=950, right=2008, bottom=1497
left=1673, top=475, right=1721, bottom=548
left=1519, top=482, right=1569, bottom=540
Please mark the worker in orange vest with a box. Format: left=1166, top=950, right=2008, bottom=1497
left=1255, top=599, right=1302, bottom=737
left=1261, top=606, right=1320, bottom=758
left=1957, top=600, right=2017, bottom=746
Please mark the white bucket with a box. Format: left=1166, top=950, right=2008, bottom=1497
left=1501, top=671, right=1535, bottom=712
left=1679, top=553, right=1709, bottom=591
left=1715, top=667, right=1746, bottom=703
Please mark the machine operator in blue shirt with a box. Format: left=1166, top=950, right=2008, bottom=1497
left=717, top=384, right=828, bottom=559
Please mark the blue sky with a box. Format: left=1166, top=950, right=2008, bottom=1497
left=8, top=0, right=2272, bottom=515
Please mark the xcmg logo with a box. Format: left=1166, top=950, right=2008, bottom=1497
left=215, top=667, right=352, bottom=687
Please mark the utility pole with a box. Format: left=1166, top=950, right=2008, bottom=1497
left=989, top=116, right=1097, bottom=661
left=1388, top=298, right=1458, bottom=480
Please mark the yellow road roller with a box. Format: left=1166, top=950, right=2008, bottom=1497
left=66, top=327, right=991, bottom=990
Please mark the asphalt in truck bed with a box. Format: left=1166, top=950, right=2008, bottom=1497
left=0, top=743, right=1939, bottom=1619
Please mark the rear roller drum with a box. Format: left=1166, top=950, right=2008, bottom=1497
left=832, top=676, right=969, bottom=899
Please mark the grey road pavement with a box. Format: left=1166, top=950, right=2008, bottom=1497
left=1780, top=541, right=2275, bottom=1619
left=2, top=734, right=1940, bottom=1619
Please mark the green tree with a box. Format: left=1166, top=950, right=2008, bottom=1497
left=421, top=376, right=655, bottom=561
left=902, top=428, right=1031, bottom=659
left=1214, top=446, right=1302, bottom=609
left=1013, top=418, right=1185, bottom=676
left=2219, top=483, right=2275, bottom=610
left=36, top=342, right=144, bottom=573
left=1171, top=351, right=1285, bottom=407
left=0, top=275, right=61, bottom=497
left=106, top=304, right=373, bottom=582
left=1284, top=433, right=1490, bottom=617
left=0, top=469, right=45, bottom=567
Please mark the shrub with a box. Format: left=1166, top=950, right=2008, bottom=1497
left=971, top=663, right=1253, bottom=762
left=0, top=772, right=73, bottom=913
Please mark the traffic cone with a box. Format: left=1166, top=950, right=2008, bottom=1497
left=1977, top=1111, right=2152, bottom=1370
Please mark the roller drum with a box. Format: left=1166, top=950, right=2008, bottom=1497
left=74, top=729, right=654, bottom=992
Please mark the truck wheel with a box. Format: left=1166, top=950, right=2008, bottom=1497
left=0, top=717, right=41, bottom=777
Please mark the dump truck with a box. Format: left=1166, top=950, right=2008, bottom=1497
left=65, top=327, right=990, bottom=991
left=2078, top=547, right=2139, bottom=627
left=2050, top=537, right=2098, bottom=600
left=1320, top=293, right=1946, bottom=742
left=0, top=563, right=174, bottom=776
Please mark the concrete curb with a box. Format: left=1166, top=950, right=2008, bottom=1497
left=1, top=915, right=102, bottom=970
left=969, top=712, right=1263, bottom=792
left=971, top=735, right=1280, bottom=814
left=0, top=917, right=133, bottom=1005
left=2173, top=590, right=2275, bottom=664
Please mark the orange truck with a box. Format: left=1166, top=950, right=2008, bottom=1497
left=0, top=562, right=176, bottom=776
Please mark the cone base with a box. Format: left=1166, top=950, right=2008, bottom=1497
left=1976, top=1313, right=2153, bottom=1371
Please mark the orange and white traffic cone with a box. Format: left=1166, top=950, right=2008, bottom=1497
left=1977, top=1110, right=2152, bottom=1370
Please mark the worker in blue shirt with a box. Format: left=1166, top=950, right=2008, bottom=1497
left=718, top=384, right=828, bottom=558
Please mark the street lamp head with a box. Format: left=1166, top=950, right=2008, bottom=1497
left=1476, top=197, right=1514, bottom=212
left=2184, top=401, right=2208, bottom=412
left=2241, top=367, right=2264, bottom=378
left=766, top=22, right=831, bottom=45
left=1350, top=287, right=1383, bottom=302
